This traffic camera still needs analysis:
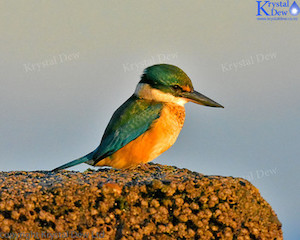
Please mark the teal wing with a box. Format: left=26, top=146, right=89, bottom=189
left=92, top=95, right=163, bottom=164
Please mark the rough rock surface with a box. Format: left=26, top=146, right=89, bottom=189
left=0, top=163, right=282, bottom=240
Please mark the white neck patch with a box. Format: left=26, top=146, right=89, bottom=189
left=134, top=83, right=187, bottom=106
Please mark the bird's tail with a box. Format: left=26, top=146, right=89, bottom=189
left=51, top=152, right=94, bottom=172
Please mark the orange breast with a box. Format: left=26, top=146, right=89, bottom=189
left=95, top=103, right=185, bottom=169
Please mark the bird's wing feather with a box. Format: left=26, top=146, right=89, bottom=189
left=92, top=95, right=163, bottom=164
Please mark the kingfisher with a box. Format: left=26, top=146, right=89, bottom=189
left=52, top=64, right=223, bottom=171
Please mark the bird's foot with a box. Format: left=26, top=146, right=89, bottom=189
left=139, top=163, right=150, bottom=171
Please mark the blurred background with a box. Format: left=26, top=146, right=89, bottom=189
left=0, top=1, right=299, bottom=238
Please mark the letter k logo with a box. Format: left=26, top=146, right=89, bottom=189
left=257, top=1, right=269, bottom=16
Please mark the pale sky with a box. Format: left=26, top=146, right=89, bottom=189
left=0, top=1, right=299, bottom=238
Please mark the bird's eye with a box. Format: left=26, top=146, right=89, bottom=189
left=172, top=85, right=181, bottom=90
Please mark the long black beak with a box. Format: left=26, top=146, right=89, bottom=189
left=181, top=90, right=224, bottom=108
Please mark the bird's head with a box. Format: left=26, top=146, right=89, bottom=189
left=135, top=64, right=224, bottom=108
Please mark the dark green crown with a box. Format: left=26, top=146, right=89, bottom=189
left=140, top=64, right=194, bottom=95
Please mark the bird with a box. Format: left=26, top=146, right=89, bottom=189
left=52, top=64, right=223, bottom=171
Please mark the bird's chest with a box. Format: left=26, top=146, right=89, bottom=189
left=158, top=103, right=186, bottom=134
left=147, top=103, right=185, bottom=158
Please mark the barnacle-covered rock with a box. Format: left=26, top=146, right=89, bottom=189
left=0, top=163, right=282, bottom=239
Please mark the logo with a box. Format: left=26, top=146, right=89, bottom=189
left=256, top=0, right=299, bottom=20
left=290, top=1, right=300, bottom=14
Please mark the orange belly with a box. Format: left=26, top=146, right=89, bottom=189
left=95, top=103, right=185, bottom=169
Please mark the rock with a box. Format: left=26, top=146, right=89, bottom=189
left=0, top=163, right=282, bottom=239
